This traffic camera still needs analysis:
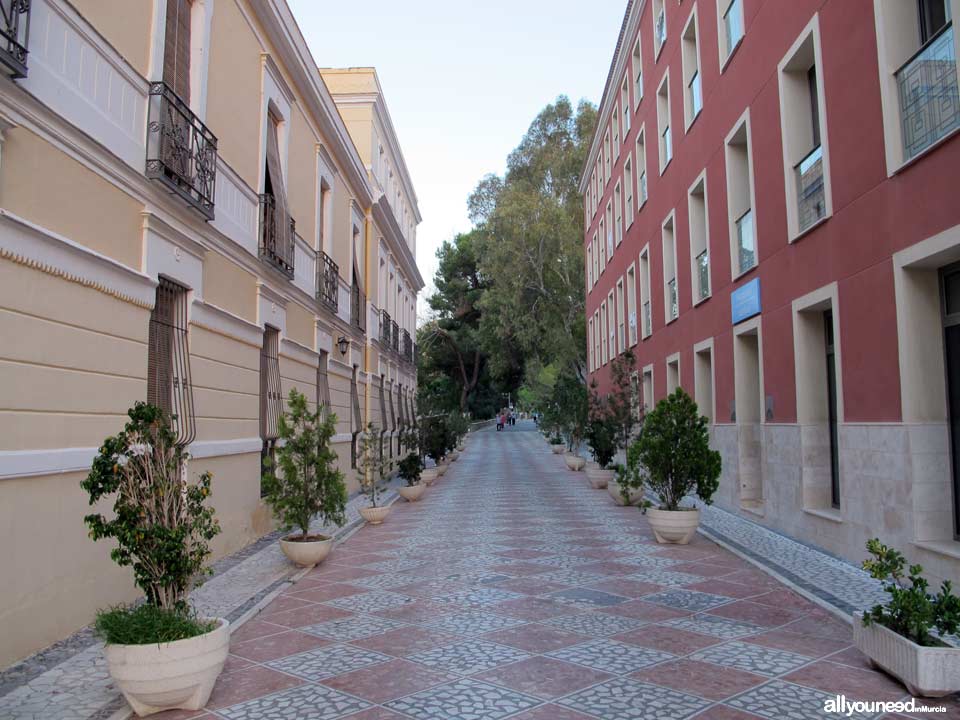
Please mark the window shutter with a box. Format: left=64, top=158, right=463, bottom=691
left=260, top=327, right=282, bottom=441
left=163, top=0, right=192, bottom=104
left=316, top=351, right=331, bottom=422
left=387, top=379, right=396, bottom=432
left=148, top=278, right=196, bottom=447
left=378, top=374, right=388, bottom=431
left=350, top=365, right=362, bottom=467
left=397, top=383, right=406, bottom=430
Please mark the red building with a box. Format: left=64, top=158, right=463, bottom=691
left=582, top=0, right=960, bottom=584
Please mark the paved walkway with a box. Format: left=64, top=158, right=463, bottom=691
left=134, top=422, right=955, bottom=720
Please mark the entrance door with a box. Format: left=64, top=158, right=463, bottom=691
left=941, top=264, right=960, bottom=539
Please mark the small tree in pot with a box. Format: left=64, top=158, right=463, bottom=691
left=82, top=403, right=227, bottom=716
left=358, top=422, right=391, bottom=524
left=585, top=410, right=617, bottom=489
left=633, top=388, right=720, bottom=544
left=398, top=452, right=426, bottom=502
left=262, top=389, right=346, bottom=567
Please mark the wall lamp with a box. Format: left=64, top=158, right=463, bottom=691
left=337, top=336, right=349, bottom=356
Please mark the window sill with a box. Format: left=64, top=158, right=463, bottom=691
left=732, top=263, right=757, bottom=283
left=740, top=499, right=765, bottom=517
left=660, top=158, right=672, bottom=176
left=912, top=540, right=960, bottom=561
left=803, top=507, right=843, bottom=524
left=890, top=125, right=960, bottom=178
left=789, top=214, right=830, bottom=244
left=685, top=110, right=702, bottom=134
left=693, top=293, right=711, bottom=308
left=665, top=315, right=678, bottom=326
left=720, top=37, right=744, bottom=73
left=655, top=42, right=665, bottom=62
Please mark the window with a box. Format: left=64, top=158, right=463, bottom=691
left=694, top=340, right=714, bottom=422
left=593, top=309, right=601, bottom=370
left=636, top=126, right=648, bottom=207
left=607, top=289, right=617, bottom=361
left=599, top=219, right=606, bottom=271
left=148, top=277, right=196, bottom=446
left=350, top=364, right=362, bottom=468
left=604, top=129, right=612, bottom=182
left=640, top=245, right=652, bottom=338
left=616, top=277, right=626, bottom=354
left=653, top=0, right=667, bottom=58
left=613, top=104, right=621, bottom=160
left=657, top=72, right=672, bottom=172
left=317, top=351, right=331, bottom=421
left=622, top=77, right=632, bottom=133
left=733, top=319, right=763, bottom=509
left=587, top=243, right=594, bottom=290
left=588, top=317, right=595, bottom=371
left=260, top=326, right=282, bottom=492
left=682, top=8, right=703, bottom=129
left=633, top=38, right=644, bottom=109
left=667, top=354, right=680, bottom=393
left=642, top=365, right=654, bottom=410
left=260, top=113, right=295, bottom=278
left=662, top=212, right=679, bottom=323
left=605, top=201, right=614, bottom=260
left=824, top=310, right=840, bottom=508
left=627, top=263, right=638, bottom=346
left=614, top=181, right=623, bottom=246
left=719, top=0, right=745, bottom=68
left=624, top=156, right=635, bottom=228
left=725, top=111, right=757, bottom=277
left=601, top=301, right=609, bottom=364
left=779, top=17, right=831, bottom=239
left=688, top=173, right=710, bottom=303
left=592, top=232, right=600, bottom=280
left=163, top=0, right=193, bottom=103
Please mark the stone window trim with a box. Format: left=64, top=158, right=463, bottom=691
left=661, top=210, right=679, bottom=325
left=688, top=170, right=711, bottom=306
left=693, top=336, right=716, bottom=423
left=717, top=0, right=746, bottom=73
left=724, top=108, right=759, bottom=281
left=657, top=70, right=673, bottom=175
left=642, top=363, right=655, bottom=411
left=666, top=351, right=681, bottom=394
left=681, top=4, right=704, bottom=131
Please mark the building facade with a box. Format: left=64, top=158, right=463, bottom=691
left=0, top=0, right=421, bottom=667
left=583, top=0, right=960, bottom=585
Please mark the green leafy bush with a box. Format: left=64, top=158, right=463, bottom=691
left=358, top=422, right=389, bottom=507
left=586, top=412, right=617, bottom=469
left=420, top=414, right=453, bottom=465
left=95, top=604, right=216, bottom=646
left=632, top=389, right=720, bottom=511
left=447, top=411, right=469, bottom=447
left=398, top=452, right=423, bottom=486
left=861, top=538, right=960, bottom=646
left=261, top=389, right=346, bottom=540
left=549, top=434, right=564, bottom=445
left=82, top=403, right=220, bottom=613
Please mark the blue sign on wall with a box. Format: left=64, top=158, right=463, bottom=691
left=731, top=277, right=761, bottom=325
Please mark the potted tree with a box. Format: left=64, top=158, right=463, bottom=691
left=549, top=434, right=566, bottom=454
left=262, top=389, right=347, bottom=568
left=82, top=404, right=227, bottom=716
left=585, top=411, right=617, bottom=489
left=633, top=389, right=720, bottom=544
left=422, top=414, right=452, bottom=478
left=398, top=452, right=426, bottom=502
left=357, top=422, right=391, bottom=524
left=609, top=461, right=647, bottom=506
left=854, top=539, right=960, bottom=696
left=448, top=411, right=469, bottom=456
left=553, top=373, right=587, bottom=471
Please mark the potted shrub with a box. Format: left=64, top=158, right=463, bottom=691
left=854, top=538, right=960, bottom=697
left=397, top=452, right=426, bottom=502
left=585, top=412, right=617, bottom=489
left=81, top=403, right=227, bottom=716
left=553, top=372, right=588, bottom=471
left=608, top=462, right=647, bottom=507
left=448, top=411, right=469, bottom=456
left=549, top=434, right=566, bottom=454
left=357, top=422, right=391, bottom=524
left=633, top=389, right=720, bottom=544
left=421, top=414, right=451, bottom=477
left=262, top=389, right=347, bottom=568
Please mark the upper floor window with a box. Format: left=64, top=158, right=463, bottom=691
left=613, top=104, right=621, bottom=159
left=688, top=173, right=710, bottom=303
left=682, top=8, right=703, bottom=129
left=164, top=0, right=193, bottom=104
left=624, top=156, right=635, bottom=227
left=657, top=72, right=672, bottom=173
left=259, top=113, right=295, bottom=278
left=604, top=130, right=612, bottom=182
left=622, top=77, right=632, bottom=133
left=725, top=111, right=757, bottom=277
left=662, top=212, right=679, bottom=323
left=653, top=0, right=668, bottom=58
left=719, top=0, right=745, bottom=68
left=633, top=38, right=644, bottom=109
left=636, top=126, right=648, bottom=206
left=614, top=181, right=623, bottom=247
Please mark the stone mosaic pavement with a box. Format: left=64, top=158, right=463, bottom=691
left=125, top=422, right=958, bottom=720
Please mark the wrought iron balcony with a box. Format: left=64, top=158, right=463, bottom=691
left=258, top=194, right=295, bottom=278
left=736, top=208, right=755, bottom=274
left=402, top=330, right=413, bottom=362
left=896, top=23, right=959, bottom=161
left=146, top=82, right=218, bottom=220
left=696, top=250, right=710, bottom=300
left=667, top=278, right=678, bottom=320
left=391, top=320, right=400, bottom=352
left=0, top=0, right=29, bottom=78
left=795, top=145, right=825, bottom=233
left=379, top=310, right=392, bottom=347
left=317, top=250, right=339, bottom=312
left=350, top=284, right=365, bottom=331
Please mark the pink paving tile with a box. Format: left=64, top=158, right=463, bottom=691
left=749, top=588, right=820, bottom=611
left=351, top=626, right=458, bottom=657
left=706, top=600, right=805, bottom=627
left=255, top=595, right=316, bottom=618
left=322, top=658, right=457, bottom=704
left=742, top=628, right=851, bottom=658
left=780, top=610, right=853, bottom=639
left=285, top=582, right=368, bottom=603
left=573, top=561, right=640, bottom=576
left=231, top=629, right=332, bottom=663
left=649, top=546, right=720, bottom=561
left=510, top=705, right=597, bottom=720
left=823, top=645, right=873, bottom=671
left=329, top=552, right=398, bottom=567
left=303, top=565, right=380, bottom=583
left=495, top=548, right=555, bottom=560
left=670, top=562, right=742, bottom=578
left=718, top=569, right=786, bottom=591
left=489, top=576, right=571, bottom=595
left=205, top=665, right=303, bottom=709
left=263, top=602, right=353, bottom=628
left=604, top=599, right=691, bottom=621
left=584, top=578, right=664, bottom=598
left=490, top=597, right=579, bottom=621
left=573, top=548, right=635, bottom=560
left=144, top=710, right=218, bottom=720
left=474, top=656, right=613, bottom=700
left=222, top=654, right=255, bottom=674
left=784, top=659, right=909, bottom=702
left=229, top=618, right=288, bottom=643
left=488, top=562, right=554, bottom=577
left=482, top=623, right=591, bottom=653
left=633, top=659, right=766, bottom=701
left=685, top=578, right=764, bottom=599
left=371, top=600, right=453, bottom=624
left=613, top=625, right=721, bottom=655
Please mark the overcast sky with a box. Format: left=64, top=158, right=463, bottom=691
left=288, top=0, right=627, bottom=319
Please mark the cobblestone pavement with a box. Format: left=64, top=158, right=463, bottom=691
left=133, top=422, right=956, bottom=720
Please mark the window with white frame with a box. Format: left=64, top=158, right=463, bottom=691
left=636, top=125, right=648, bottom=206
left=718, top=0, right=745, bottom=68
left=593, top=309, right=601, bottom=369
left=613, top=105, right=621, bottom=160
left=604, top=129, right=612, bottom=182
left=667, top=354, right=680, bottom=393
left=607, top=289, right=617, bottom=360
left=622, top=77, right=632, bottom=134
left=614, top=181, right=623, bottom=247
left=662, top=212, right=679, bottom=323
left=682, top=8, right=703, bottom=129
left=688, top=172, right=710, bottom=303
left=640, top=245, right=652, bottom=338
left=624, top=156, right=635, bottom=227
left=627, top=263, right=638, bottom=346
left=725, top=111, right=757, bottom=276
left=605, top=201, right=614, bottom=259
left=642, top=365, right=654, bottom=410
left=633, top=37, right=644, bottom=109
left=588, top=316, right=595, bottom=371
left=592, top=231, right=600, bottom=280
left=653, top=0, right=667, bottom=58
left=587, top=243, right=594, bottom=290
left=616, top=277, right=626, bottom=354
left=657, top=72, right=672, bottom=172
left=599, top=219, right=607, bottom=271
left=601, top=301, right=609, bottom=364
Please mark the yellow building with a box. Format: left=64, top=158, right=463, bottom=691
left=0, top=0, right=422, bottom=667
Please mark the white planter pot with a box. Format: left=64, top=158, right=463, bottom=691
left=647, top=507, right=700, bottom=544
left=104, top=618, right=230, bottom=717
left=421, top=468, right=439, bottom=486
left=551, top=444, right=565, bottom=454
left=279, top=535, right=333, bottom=568
left=564, top=454, right=586, bottom=471
left=607, top=480, right=644, bottom=506
left=585, top=468, right=613, bottom=489
left=435, top=463, right=448, bottom=477
left=449, top=450, right=460, bottom=462
left=359, top=505, right=391, bottom=525
left=853, top=612, right=960, bottom=697
left=398, top=483, right=425, bottom=502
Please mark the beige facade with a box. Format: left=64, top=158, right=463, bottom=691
left=0, top=0, right=422, bottom=667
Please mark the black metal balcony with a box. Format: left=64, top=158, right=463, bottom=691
left=390, top=320, right=400, bottom=352
left=379, top=310, right=392, bottom=347
left=0, top=1, right=30, bottom=79
left=402, top=330, right=413, bottom=362
left=350, top=284, right=365, bottom=331
left=317, top=250, right=339, bottom=312
left=146, top=82, right=218, bottom=220
left=258, top=194, right=295, bottom=278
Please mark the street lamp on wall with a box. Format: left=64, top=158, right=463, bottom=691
left=337, top=336, right=349, bottom=356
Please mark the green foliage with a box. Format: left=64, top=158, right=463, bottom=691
left=549, top=435, right=564, bottom=445
left=606, top=349, right=641, bottom=450
left=419, top=414, right=454, bottom=464
left=94, top=604, right=216, bottom=646
left=447, top=411, right=469, bottom=445
left=81, top=403, right=220, bottom=612
left=619, top=445, right=653, bottom=512
left=357, top=422, right=389, bottom=508
left=547, top=371, right=588, bottom=450
left=261, top=389, right=346, bottom=539
left=632, top=389, right=720, bottom=511
left=586, top=412, right=618, bottom=469
left=398, top=452, right=423, bottom=487
left=861, top=538, right=960, bottom=646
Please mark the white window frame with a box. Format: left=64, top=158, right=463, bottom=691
left=640, top=244, right=652, bottom=339
left=627, top=262, right=638, bottom=346
left=687, top=170, right=711, bottom=305
left=681, top=6, right=704, bottom=131
left=653, top=0, right=668, bottom=59
left=632, top=37, right=644, bottom=110
left=718, top=0, right=746, bottom=71
left=614, top=180, right=623, bottom=247
left=624, top=154, right=635, bottom=228
left=657, top=71, right=672, bottom=174
left=662, top=210, right=679, bottom=324
left=636, top=124, right=648, bottom=208
left=725, top=108, right=758, bottom=279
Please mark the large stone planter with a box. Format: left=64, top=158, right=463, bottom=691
left=550, top=444, right=565, bottom=454
left=564, top=454, right=586, bottom=471
left=585, top=467, right=613, bottom=489
left=647, top=507, right=700, bottom=544
left=853, top=612, right=960, bottom=697
left=607, top=480, right=644, bottom=506
left=359, top=505, right=391, bottom=525
left=421, top=468, right=439, bottom=486
left=435, top=463, right=448, bottom=477
left=279, top=534, right=333, bottom=568
left=448, top=450, right=460, bottom=462
left=104, top=618, right=230, bottom=716
left=398, top=483, right=426, bottom=502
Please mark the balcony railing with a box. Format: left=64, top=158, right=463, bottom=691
left=896, top=23, right=959, bottom=161
left=317, top=250, right=339, bottom=312
left=258, top=194, right=295, bottom=278
left=795, top=145, right=825, bottom=233
left=350, top=284, right=365, bottom=331
left=391, top=320, right=400, bottom=352
left=146, top=82, right=218, bottom=220
left=402, top=330, right=413, bottom=362
left=0, top=0, right=30, bottom=78
left=736, top=208, right=756, bottom=274
left=696, top=250, right=710, bottom=300
left=643, top=300, right=652, bottom=336
left=667, top=278, right=678, bottom=320
left=379, top=310, right=392, bottom=347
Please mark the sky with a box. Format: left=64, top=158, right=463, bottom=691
left=287, top=0, right=628, bottom=319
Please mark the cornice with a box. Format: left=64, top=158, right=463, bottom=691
left=373, top=197, right=424, bottom=290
